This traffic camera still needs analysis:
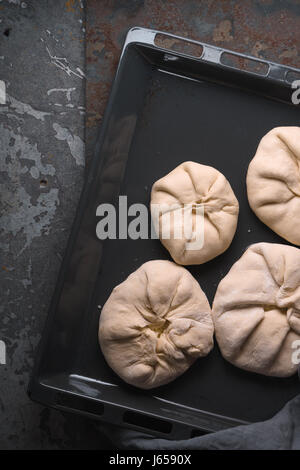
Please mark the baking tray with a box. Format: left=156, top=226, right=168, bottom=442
left=28, top=27, right=300, bottom=439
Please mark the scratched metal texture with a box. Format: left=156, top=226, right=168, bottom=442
left=86, top=0, right=300, bottom=166
left=0, top=0, right=111, bottom=450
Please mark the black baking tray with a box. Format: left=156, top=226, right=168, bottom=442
left=29, top=27, right=300, bottom=439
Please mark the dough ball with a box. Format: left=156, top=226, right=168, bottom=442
left=247, top=127, right=300, bottom=245
left=150, top=161, right=239, bottom=265
left=212, top=242, right=300, bottom=377
left=99, top=260, right=214, bottom=389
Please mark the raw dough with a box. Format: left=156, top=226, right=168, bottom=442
left=150, top=161, right=239, bottom=265
left=212, top=242, right=300, bottom=377
left=247, top=127, right=300, bottom=245
left=99, top=260, right=214, bottom=389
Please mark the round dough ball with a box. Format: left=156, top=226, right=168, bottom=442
left=150, top=161, right=239, bottom=265
left=247, top=127, right=300, bottom=245
left=99, top=260, right=214, bottom=389
left=212, top=242, right=300, bottom=377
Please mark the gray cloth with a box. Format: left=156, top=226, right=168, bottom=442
left=100, top=395, right=300, bottom=450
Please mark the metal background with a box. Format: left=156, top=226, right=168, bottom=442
left=0, top=0, right=299, bottom=450
left=86, top=0, right=300, bottom=168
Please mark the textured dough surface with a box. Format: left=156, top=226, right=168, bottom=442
left=247, top=127, right=300, bottom=245
left=99, top=260, right=214, bottom=389
left=212, top=242, right=300, bottom=377
left=151, top=161, right=239, bottom=265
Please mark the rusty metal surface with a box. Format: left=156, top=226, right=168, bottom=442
left=86, top=0, right=300, bottom=166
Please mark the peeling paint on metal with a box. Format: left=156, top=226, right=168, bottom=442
left=45, top=45, right=86, bottom=79
left=86, top=0, right=300, bottom=172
